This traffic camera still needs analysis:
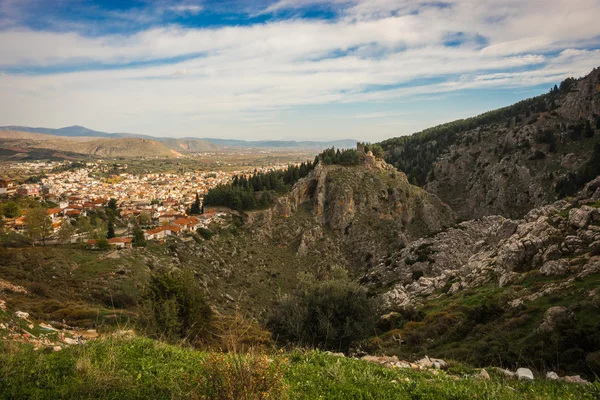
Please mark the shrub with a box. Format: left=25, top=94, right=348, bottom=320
left=205, top=313, right=272, bottom=352
left=268, top=276, right=378, bottom=352
left=197, top=227, right=213, bottom=240
left=138, top=268, right=212, bottom=342
left=198, top=352, right=288, bottom=400
left=29, top=282, right=49, bottom=297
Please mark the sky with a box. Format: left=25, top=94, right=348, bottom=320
left=0, top=0, right=599, bottom=141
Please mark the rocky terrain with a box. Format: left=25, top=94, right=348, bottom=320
left=246, top=152, right=455, bottom=270
left=364, top=177, right=600, bottom=310
left=381, top=67, right=600, bottom=220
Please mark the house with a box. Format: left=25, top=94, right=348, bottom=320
left=17, top=184, right=39, bottom=196
left=173, top=217, right=200, bottom=232
left=0, top=179, right=13, bottom=195
left=46, top=208, right=63, bottom=221
left=108, top=237, right=133, bottom=249
left=144, top=225, right=181, bottom=241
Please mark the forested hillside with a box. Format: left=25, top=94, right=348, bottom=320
left=379, top=71, right=600, bottom=219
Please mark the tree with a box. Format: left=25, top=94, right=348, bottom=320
left=584, top=120, right=594, bottom=138
left=56, top=221, right=75, bottom=245
left=139, top=212, right=152, bottom=227
left=268, top=272, right=378, bottom=352
left=189, top=193, right=201, bottom=215
left=138, top=268, right=212, bottom=342
left=107, top=219, right=116, bottom=239
left=97, top=237, right=110, bottom=250
left=132, top=226, right=146, bottom=247
left=107, top=198, right=118, bottom=212
left=24, top=207, right=53, bottom=246
left=76, top=216, right=92, bottom=239
left=1, top=201, right=22, bottom=218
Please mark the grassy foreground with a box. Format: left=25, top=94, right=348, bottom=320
left=0, top=337, right=599, bottom=400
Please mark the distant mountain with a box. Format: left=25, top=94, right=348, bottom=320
left=0, top=125, right=117, bottom=138
left=0, top=131, right=182, bottom=158
left=0, top=126, right=355, bottom=151
left=200, top=138, right=358, bottom=149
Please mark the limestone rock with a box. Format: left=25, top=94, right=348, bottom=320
left=15, top=311, right=30, bottom=320
left=562, top=375, right=589, bottom=384
left=569, top=206, right=595, bottom=229
left=477, top=369, right=491, bottom=381
left=546, top=371, right=559, bottom=380
left=516, top=368, right=534, bottom=380
left=538, top=306, right=575, bottom=332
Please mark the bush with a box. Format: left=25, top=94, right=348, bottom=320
left=205, top=313, right=272, bottom=352
left=138, top=268, right=212, bottom=342
left=197, top=227, right=213, bottom=240
left=268, top=275, right=378, bottom=352
left=29, top=282, right=49, bottom=297
left=199, top=352, right=288, bottom=400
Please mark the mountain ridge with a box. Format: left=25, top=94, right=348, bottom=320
left=379, top=67, right=600, bottom=219
left=0, top=125, right=358, bottom=150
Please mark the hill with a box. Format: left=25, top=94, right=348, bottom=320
left=0, top=131, right=182, bottom=158
left=201, top=138, right=358, bottom=149
left=379, top=67, right=600, bottom=219
left=0, top=125, right=357, bottom=151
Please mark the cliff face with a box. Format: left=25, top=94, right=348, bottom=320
left=247, top=155, right=456, bottom=269
left=364, top=176, right=600, bottom=310
left=383, top=67, right=600, bottom=220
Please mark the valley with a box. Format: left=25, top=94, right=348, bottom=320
left=2, top=69, right=600, bottom=399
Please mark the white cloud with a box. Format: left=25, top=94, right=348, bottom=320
left=169, top=4, right=203, bottom=15
left=0, top=0, right=599, bottom=139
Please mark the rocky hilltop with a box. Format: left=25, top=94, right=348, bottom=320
left=247, top=152, right=455, bottom=268
left=381, top=67, right=600, bottom=219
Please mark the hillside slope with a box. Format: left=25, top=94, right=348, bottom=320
left=0, top=131, right=182, bottom=158
left=362, top=177, right=600, bottom=377
left=380, top=67, right=600, bottom=219
left=246, top=154, right=455, bottom=271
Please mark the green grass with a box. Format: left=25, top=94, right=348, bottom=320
left=0, top=337, right=598, bottom=400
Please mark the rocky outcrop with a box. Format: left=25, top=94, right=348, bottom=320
left=384, top=67, right=600, bottom=220
left=364, top=182, right=600, bottom=309
left=247, top=157, right=456, bottom=267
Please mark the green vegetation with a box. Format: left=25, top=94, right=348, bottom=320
left=369, top=272, right=600, bottom=380
left=379, top=79, right=572, bottom=186
left=138, top=268, right=212, bottom=343
left=318, top=147, right=361, bottom=165
left=0, top=337, right=598, bottom=400
left=203, top=161, right=315, bottom=211
left=268, top=270, right=378, bottom=352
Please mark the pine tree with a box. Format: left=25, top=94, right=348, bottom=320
left=190, top=193, right=201, bottom=215
left=107, top=219, right=115, bottom=239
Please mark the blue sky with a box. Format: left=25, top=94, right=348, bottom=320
left=0, top=0, right=599, bottom=141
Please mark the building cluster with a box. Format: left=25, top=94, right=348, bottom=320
left=1, top=162, right=289, bottom=246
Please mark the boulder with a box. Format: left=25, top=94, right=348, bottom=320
left=516, top=368, right=534, bottom=380
left=416, top=356, right=434, bottom=368
left=540, top=259, right=569, bottom=276
left=361, top=355, right=399, bottom=364
left=546, top=371, right=559, bottom=380
left=568, top=207, right=593, bottom=229
left=477, top=369, right=491, bottom=381
left=538, top=306, right=575, bottom=332
left=430, top=358, right=448, bottom=370
left=562, top=375, right=589, bottom=384
left=14, top=311, right=30, bottom=320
